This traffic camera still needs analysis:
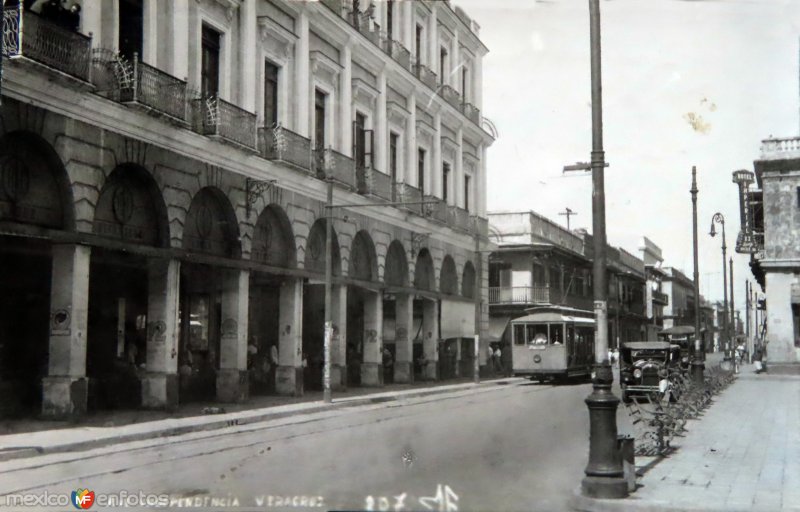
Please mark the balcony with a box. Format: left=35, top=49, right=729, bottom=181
left=382, top=38, right=411, bottom=71
left=423, top=195, right=448, bottom=224
left=439, top=84, right=461, bottom=111
left=314, top=148, right=356, bottom=189
left=760, top=136, right=800, bottom=160
left=462, top=102, right=481, bottom=125
left=448, top=206, right=472, bottom=233
left=472, top=215, right=489, bottom=236
left=489, top=286, right=551, bottom=305
left=259, top=125, right=312, bottom=172
left=395, top=182, right=423, bottom=214
left=193, top=96, right=257, bottom=150
left=652, top=290, right=669, bottom=305
left=357, top=166, right=392, bottom=200
left=118, top=58, right=187, bottom=122
left=413, top=63, right=438, bottom=90
left=2, top=6, right=92, bottom=82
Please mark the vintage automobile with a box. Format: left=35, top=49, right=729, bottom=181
left=657, top=325, right=696, bottom=372
left=620, top=341, right=682, bottom=403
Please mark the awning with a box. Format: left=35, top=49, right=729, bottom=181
left=487, top=317, right=510, bottom=342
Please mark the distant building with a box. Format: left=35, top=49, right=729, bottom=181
left=661, top=267, right=697, bottom=330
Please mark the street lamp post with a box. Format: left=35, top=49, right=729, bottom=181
left=709, top=213, right=730, bottom=359
left=729, top=257, right=735, bottom=343
left=690, top=167, right=704, bottom=384
left=580, top=0, right=628, bottom=499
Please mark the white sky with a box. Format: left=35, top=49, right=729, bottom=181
left=454, top=0, right=800, bottom=313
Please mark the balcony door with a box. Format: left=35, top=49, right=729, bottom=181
left=201, top=25, right=221, bottom=99
left=264, top=61, right=279, bottom=127
left=314, top=89, right=326, bottom=151
left=119, top=0, right=143, bottom=61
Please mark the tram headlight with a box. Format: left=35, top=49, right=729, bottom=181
left=533, top=354, right=542, bottom=363
left=633, top=368, right=642, bottom=379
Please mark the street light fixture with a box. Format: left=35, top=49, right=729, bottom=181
left=690, top=167, right=704, bottom=385
left=709, top=213, right=731, bottom=360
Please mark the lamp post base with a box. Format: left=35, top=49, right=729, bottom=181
left=691, top=360, right=705, bottom=386
left=581, top=363, right=629, bottom=499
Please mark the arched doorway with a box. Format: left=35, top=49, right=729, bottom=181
left=302, top=218, right=340, bottom=391
left=179, top=187, right=241, bottom=402
left=413, top=249, right=438, bottom=380
left=462, top=261, right=476, bottom=299
left=383, top=240, right=409, bottom=383
left=0, top=131, right=72, bottom=417
left=346, top=230, right=379, bottom=386
left=438, top=255, right=459, bottom=379
left=249, top=204, right=295, bottom=395
left=88, top=164, right=168, bottom=411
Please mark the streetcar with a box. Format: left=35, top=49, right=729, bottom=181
left=509, top=305, right=595, bottom=382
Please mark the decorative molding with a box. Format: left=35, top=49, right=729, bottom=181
left=310, top=51, right=342, bottom=86
left=352, top=78, right=379, bottom=108
left=416, top=118, right=436, bottom=141
left=441, top=135, right=458, bottom=161
left=246, top=178, right=277, bottom=218
left=258, top=16, right=297, bottom=63
left=387, top=101, right=409, bottom=127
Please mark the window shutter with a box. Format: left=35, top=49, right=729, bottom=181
left=365, top=129, right=374, bottom=169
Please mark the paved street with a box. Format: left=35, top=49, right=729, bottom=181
left=0, top=381, right=594, bottom=512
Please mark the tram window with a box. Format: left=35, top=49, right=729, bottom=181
left=567, top=326, right=575, bottom=344
left=527, top=324, right=548, bottom=345
left=550, top=324, right=563, bottom=345
left=513, top=324, right=525, bottom=345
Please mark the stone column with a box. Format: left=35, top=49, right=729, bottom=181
left=277, top=278, right=303, bottom=395
left=340, top=43, right=353, bottom=156
left=42, top=244, right=91, bottom=419
left=142, top=259, right=180, bottom=409
left=474, top=54, right=483, bottom=111
left=294, top=11, right=310, bottom=137
left=100, top=1, right=119, bottom=51
left=80, top=2, right=102, bottom=45
left=422, top=299, right=439, bottom=380
left=217, top=269, right=249, bottom=402
left=361, top=290, right=384, bottom=386
left=433, top=112, right=442, bottom=197
left=376, top=70, right=388, bottom=173
left=405, top=94, right=417, bottom=184
left=451, top=30, right=460, bottom=91
left=402, top=0, right=414, bottom=50
left=331, top=284, right=348, bottom=390
left=478, top=143, right=487, bottom=216
left=171, top=0, right=189, bottom=81
left=394, top=293, right=414, bottom=383
left=455, top=126, right=464, bottom=208
left=428, top=6, right=438, bottom=76
left=142, top=0, right=158, bottom=65
left=240, top=0, right=257, bottom=112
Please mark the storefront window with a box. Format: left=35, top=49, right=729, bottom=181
left=189, top=295, right=209, bottom=350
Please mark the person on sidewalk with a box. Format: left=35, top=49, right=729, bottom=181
left=493, top=345, right=503, bottom=375
left=753, top=344, right=764, bottom=374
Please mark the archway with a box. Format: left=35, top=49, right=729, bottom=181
left=347, top=231, right=379, bottom=386
left=462, top=261, right=476, bottom=299
left=413, top=249, right=437, bottom=380
left=302, top=218, right=341, bottom=391
left=383, top=240, right=410, bottom=383
left=440, top=255, right=458, bottom=295
left=179, top=187, right=241, bottom=402
left=0, top=131, right=72, bottom=417
left=249, top=204, right=295, bottom=395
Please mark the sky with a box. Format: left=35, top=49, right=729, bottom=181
left=453, top=0, right=800, bottom=313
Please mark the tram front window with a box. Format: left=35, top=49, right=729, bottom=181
left=527, top=324, right=548, bottom=345
left=551, top=324, right=564, bottom=345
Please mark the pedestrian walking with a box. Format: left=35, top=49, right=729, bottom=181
left=493, top=345, right=503, bottom=375
left=753, top=344, right=764, bottom=374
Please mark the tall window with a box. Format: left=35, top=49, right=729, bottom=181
left=264, top=62, right=279, bottom=127
left=119, top=0, right=144, bottom=61
left=440, top=47, right=448, bottom=84
left=355, top=112, right=367, bottom=168
left=389, top=133, right=399, bottom=182
left=415, top=24, right=424, bottom=66
left=387, top=0, right=394, bottom=41
left=464, top=174, right=471, bottom=212
left=418, top=149, right=426, bottom=195
left=201, top=25, right=221, bottom=99
left=442, top=162, right=450, bottom=203
left=461, top=67, right=469, bottom=102
left=314, top=89, right=326, bottom=151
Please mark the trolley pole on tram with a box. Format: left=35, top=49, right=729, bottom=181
left=580, top=0, right=628, bottom=499
left=690, top=167, right=704, bottom=385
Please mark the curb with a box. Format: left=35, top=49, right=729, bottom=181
left=0, top=378, right=517, bottom=463
left=569, top=488, right=761, bottom=512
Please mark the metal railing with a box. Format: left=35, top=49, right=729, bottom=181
left=423, top=195, right=448, bottom=223
left=315, top=148, right=356, bottom=189
left=259, top=125, right=312, bottom=171
left=119, top=56, right=187, bottom=121
left=3, top=6, right=92, bottom=82
left=448, top=206, right=472, bottom=232
left=462, top=102, right=481, bottom=125
left=414, top=63, right=438, bottom=90
left=395, top=182, right=423, bottom=214
left=365, top=167, right=393, bottom=200
left=193, top=96, right=257, bottom=150
left=383, top=38, right=411, bottom=70
left=439, top=84, right=461, bottom=110
left=488, top=286, right=551, bottom=305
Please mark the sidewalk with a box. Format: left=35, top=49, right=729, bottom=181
left=0, top=377, right=517, bottom=463
left=573, top=360, right=800, bottom=512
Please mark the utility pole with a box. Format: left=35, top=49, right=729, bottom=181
left=690, top=167, right=703, bottom=384
left=729, top=257, right=735, bottom=344
left=580, top=0, right=628, bottom=499
left=745, top=280, right=751, bottom=362
left=474, top=229, right=481, bottom=385
left=559, top=207, right=578, bottom=230
left=323, top=179, right=334, bottom=403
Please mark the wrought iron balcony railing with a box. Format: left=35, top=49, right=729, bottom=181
left=2, top=6, right=92, bottom=82
left=193, top=96, right=258, bottom=150
left=423, top=195, right=448, bottom=224
left=314, top=148, right=356, bottom=189
left=439, top=84, right=461, bottom=111
left=395, top=182, right=423, bottom=214
left=414, top=63, right=438, bottom=90
left=448, top=206, right=472, bottom=233
left=383, top=38, right=411, bottom=70
left=358, top=167, right=392, bottom=200
left=118, top=56, right=187, bottom=122
left=462, top=102, right=481, bottom=125
left=259, top=125, right=312, bottom=172
left=472, top=215, right=489, bottom=236
left=489, top=286, right=551, bottom=305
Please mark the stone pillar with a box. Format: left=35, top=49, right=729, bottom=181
left=340, top=44, right=353, bottom=156
left=451, top=30, right=460, bottom=91
left=428, top=6, right=438, bottom=77
left=474, top=54, right=483, bottom=111
left=277, top=278, right=303, bottom=395
left=422, top=299, right=439, bottom=380
left=765, top=271, right=797, bottom=363
left=171, top=0, right=189, bottom=81
left=295, top=11, right=310, bottom=137
left=142, top=259, right=180, bottom=409
left=42, top=244, right=91, bottom=419
left=478, top=143, right=487, bottom=216
left=331, top=284, right=347, bottom=390
left=433, top=112, right=442, bottom=197
left=240, top=0, right=257, bottom=112
left=376, top=70, right=388, bottom=174
left=100, top=1, right=119, bottom=52
left=142, top=0, right=158, bottom=65
left=455, top=126, right=464, bottom=208
left=80, top=2, right=102, bottom=44
left=405, top=94, right=416, bottom=184
left=394, top=293, right=414, bottom=383
left=361, top=290, right=384, bottom=386
left=402, top=0, right=414, bottom=50
left=217, top=269, right=249, bottom=402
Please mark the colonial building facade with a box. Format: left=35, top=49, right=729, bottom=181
left=0, top=0, right=494, bottom=419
